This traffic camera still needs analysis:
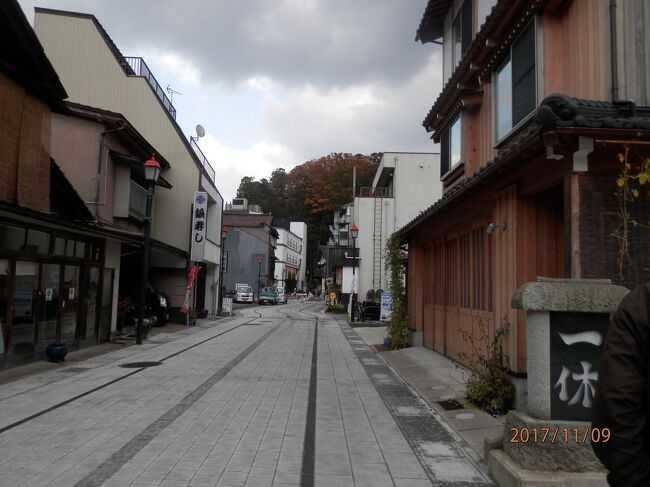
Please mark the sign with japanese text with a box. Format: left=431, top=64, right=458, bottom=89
left=550, top=312, right=609, bottom=421
left=190, top=192, right=208, bottom=262
left=380, top=292, right=392, bottom=322
left=222, top=297, right=232, bottom=315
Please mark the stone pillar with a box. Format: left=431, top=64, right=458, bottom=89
left=487, top=277, right=628, bottom=487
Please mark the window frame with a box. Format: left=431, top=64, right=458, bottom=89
left=493, top=18, right=538, bottom=146
left=440, top=114, right=463, bottom=180
left=452, top=0, right=474, bottom=69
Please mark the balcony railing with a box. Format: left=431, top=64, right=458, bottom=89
left=129, top=181, right=147, bottom=218
left=190, top=138, right=216, bottom=183
left=358, top=187, right=393, bottom=198
left=122, top=57, right=177, bottom=120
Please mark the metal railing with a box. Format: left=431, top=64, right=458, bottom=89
left=358, top=187, right=394, bottom=198
left=122, top=57, right=177, bottom=120
left=129, top=181, right=147, bottom=218
left=190, top=138, right=216, bottom=183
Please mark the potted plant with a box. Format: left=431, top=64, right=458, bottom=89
left=45, top=343, right=68, bottom=362
left=116, top=296, right=134, bottom=334
left=143, top=319, right=153, bottom=339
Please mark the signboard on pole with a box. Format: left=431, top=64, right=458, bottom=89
left=190, top=192, right=208, bottom=262
left=380, top=291, right=392, bottom=322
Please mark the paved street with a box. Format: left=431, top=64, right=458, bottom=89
left=0, top=302, right=491, bottom=487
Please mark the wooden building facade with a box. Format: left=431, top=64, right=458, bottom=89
left=400, top=0, right=650, bottom=376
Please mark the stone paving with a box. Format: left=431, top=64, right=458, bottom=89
left=0, top=302, right=493, bottom=487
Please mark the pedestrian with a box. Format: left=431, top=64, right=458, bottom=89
left=591, top=282, right=650, bottom=487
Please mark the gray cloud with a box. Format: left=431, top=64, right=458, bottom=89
left=20, top=0, right=431, bottom=89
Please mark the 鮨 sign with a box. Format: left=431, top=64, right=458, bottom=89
left=190, top=192, right=208, bottom=262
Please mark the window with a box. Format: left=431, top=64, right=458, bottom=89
left=495, top=20, right=537, bottom=141
left=452, top=0, right=473, bottom=68
left=440, top=116, right=462, bottom=179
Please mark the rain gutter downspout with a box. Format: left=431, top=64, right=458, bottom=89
left=610, top=0, right=619, bottom=101
left=94, top=122, right=126, bottom=220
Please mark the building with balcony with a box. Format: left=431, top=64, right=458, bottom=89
left=33, top=8, right=225, bottom=316
left=400, top=0, right=650, bottom=399
left=353, top=152, right=441, bottom=300
left=272, top=219, right=306, bottom=292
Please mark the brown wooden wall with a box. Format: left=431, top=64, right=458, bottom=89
left=0, top=72, right=52, bottom=213
left=542, top=0, right=608, bottom=100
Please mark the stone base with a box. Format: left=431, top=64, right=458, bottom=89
left=503, top=411, right=606, bottom=472
left=407, top=330, right=423, bottom=347
left=487, top=449, right=607, bottom=487
left=486, top=410, right=608, bottom=486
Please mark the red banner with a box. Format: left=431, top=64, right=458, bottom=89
left=181, top=265, right=201, bottom=314
left=186, top=265, right=200, bottom=290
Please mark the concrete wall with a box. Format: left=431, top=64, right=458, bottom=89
left=222, top=228, right=271, bottom=295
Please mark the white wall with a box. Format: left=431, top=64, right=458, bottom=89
left=354, top=153, right=441, bottom=301
left=391, top=153, right=441, bottom=228
left=290, top=222, right=307, bottom=288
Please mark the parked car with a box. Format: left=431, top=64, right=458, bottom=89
left=258, top=287, right=278, bottom=305
left=276, top=286, right=286, bottom=304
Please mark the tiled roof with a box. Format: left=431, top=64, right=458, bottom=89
left=399, top=95, right=650, bottom=239
left=415, top=0, right=453, bottom=43
left=397, top=122, right=541, bottom=238
left=422, top=0, right=545, bottom=137
left=536, top=94, right=650, bottom=131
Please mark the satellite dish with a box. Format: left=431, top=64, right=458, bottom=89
left=196, top=125, right=205, bottom=138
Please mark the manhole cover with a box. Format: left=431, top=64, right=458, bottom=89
left=119, top=361, right=162, bottom=368
left=437, top=399, right=464, bottom=411
left=60, top=367, right=91, bottom=373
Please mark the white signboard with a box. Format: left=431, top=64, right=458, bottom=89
left=45, top=288, right=53, bottom=301
left=190, top=192, right=208, bottom=262
left=68, top=287, right=75, bottom=300
left=222, top=297, right=233, bottom=315
left=380, top=291, right=392, bottom=322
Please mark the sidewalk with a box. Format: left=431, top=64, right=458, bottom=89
left=0, top=316, right=227, bottom=388
left=352, top=325, right=505, bottom=465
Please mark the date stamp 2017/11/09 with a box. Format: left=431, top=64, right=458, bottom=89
left=509, top=427, right=611, bottom=444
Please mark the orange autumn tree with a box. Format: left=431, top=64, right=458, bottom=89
left=237, top=152, right=380, bottom=245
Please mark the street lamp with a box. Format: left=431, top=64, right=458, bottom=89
left=257, top=256, right=263, bottom=299
left=350, top=224, right=359, bottom=323
left=137, top=154, right=161, bottom=345
left=217, top=225, right=228, bottom=315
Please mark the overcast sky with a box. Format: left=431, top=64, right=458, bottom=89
left=19, top=0, right=442, bottom=202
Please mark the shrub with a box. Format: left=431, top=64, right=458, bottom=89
left=458, top=316, right=514, bottom=416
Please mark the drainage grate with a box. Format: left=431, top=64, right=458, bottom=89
left=119, top=361, right=162, bottom=368
left=437, top=399, right=464, bottom=411
left=60, top=367, right=91, bottom=373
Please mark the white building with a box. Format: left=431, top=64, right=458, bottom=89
left=273, top=226, right=303, bottom=291
left=290, top=222, right=307, bottom=290
left=353, top=152, right=441, bottom=300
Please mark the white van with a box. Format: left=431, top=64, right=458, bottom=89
left=235, top=284, right=253, bottom=303
left=276, top=287, right=286, bottom=304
